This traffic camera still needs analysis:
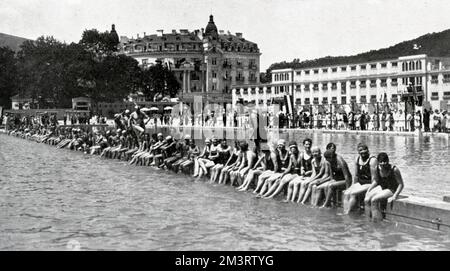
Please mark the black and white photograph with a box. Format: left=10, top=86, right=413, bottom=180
left=1, top=0, right=450, bottom=253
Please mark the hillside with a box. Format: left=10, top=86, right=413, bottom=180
left=0, top=33, right=29, bottom=52
left=268, top=29, right=450, bottom=72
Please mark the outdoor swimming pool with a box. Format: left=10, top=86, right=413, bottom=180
left=1, top=133, right=449, bottom=250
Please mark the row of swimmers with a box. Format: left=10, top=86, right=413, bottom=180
left=6, top=126, right=404, bottom=222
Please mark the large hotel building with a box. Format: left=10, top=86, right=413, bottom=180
left=232, top=54, right=450, bottom=112
left=119, top=15, right=261, bottom=109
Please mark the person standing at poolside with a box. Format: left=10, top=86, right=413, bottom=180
left=343, top=143, right=378, bottom=214
left=129, top=105, right=150, bottom=137
left=364, top=153, right=404, bottom=222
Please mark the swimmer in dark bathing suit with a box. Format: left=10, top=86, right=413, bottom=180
left=343, top=143, right=379, bottom=214
left=364, top=152, right=404, bottom=222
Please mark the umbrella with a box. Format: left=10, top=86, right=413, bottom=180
left=164, top=106, right=173, bottom=110
left=141, top=107, right=152, bottom=112
left=150, top=107, right=159, bottom=111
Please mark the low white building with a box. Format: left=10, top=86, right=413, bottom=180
left=232, top=54, right=450, bottom=112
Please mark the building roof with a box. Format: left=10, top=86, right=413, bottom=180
left=119, top=15, right=259, bottom=54
left=123, top=33, right=202, bottom=45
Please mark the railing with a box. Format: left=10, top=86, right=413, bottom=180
left=360, top=84, right=366, bottom=88
left=443, top=78, right=450, bottom=83
left=313, top=87, right=319, bottom=91
left=331, top=86, right=337, bottom=90
left=431, top=79, right=439, bottom=84
left=391, top=82, right=398, bottom=86
left=370, top=83, right=377, bottom=88
left=304, top=87, right=310, bottom=91
left=381, top=82, right=387, bottom=87
left=431, top=95, right=439, bottom=100
left=350, top=85, right=356, bottom=89
left=322, top=86, right=328, bottom=91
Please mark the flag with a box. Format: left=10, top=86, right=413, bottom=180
left=284, top=94, right=294, bottom=114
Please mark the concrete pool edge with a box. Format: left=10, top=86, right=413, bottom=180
left=385, top=195, right=450, bottom=233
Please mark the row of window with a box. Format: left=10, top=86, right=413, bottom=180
left=124, top=43, right=201, bottom=53
left=296, top=94, right=396, bottom=105
left=431, top=74, right=450, bottom=83
left=402, top=60, right=422, bottom=72
left=293, top=62, right=400, bottom=76
left=217, top=58, right=257, bottom=69
left=431, top=91, right=450, bottom=100
left=294, top=77, right=422, bottom=92
left=274, top=72, right=290, bottom=82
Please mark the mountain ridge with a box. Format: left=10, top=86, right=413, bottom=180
left=0, top=32, right=30, bottom=52
left=268, top=29, right=450, bottom=72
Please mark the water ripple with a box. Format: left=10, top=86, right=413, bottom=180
left=1, top=134, right=450, bottom=250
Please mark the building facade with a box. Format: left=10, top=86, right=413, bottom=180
left=119, top=15, right=261, bottom=109
left=233, top=54, right=450, bottom=112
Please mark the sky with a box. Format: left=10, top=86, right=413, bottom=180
left=2, top=0, right=450, bottom=70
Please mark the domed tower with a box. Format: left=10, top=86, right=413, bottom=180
left=110, top=24, right=119, bottom=45
left=204, top=15, right=218, bottom=41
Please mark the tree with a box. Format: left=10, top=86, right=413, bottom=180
left=16, top=36, right=67, bottom=108
left=89, top=54, right=141, bottom=103
left=141, top=63, right=180, bottom=100
left=0, top=46, right=17, bottom=108
left=80, top=28, right=119, bottom=59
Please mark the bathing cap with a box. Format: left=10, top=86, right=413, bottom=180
left=157, top=133, right=163, bottom=137
left=184, top=134, right=191, bottom=140
left=289, top=141, right=298, bottom=149
left=277, top=139, right=286, bottom=146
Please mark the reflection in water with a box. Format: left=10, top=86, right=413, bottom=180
left=0, top=134, right=449, bottom=250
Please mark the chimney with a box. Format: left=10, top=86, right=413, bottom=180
left=143, top=32, right=146, bottom=37
left=227, top=30, right=231, bottom=35
left=236, top=32, right=243, bottom=38
left=219, top=30, right=224, bottom=34
left=172, top=29, right=177, bottom=34
left=137, top=33, right=140, bottom=39
left=156, top=30, right=164, bottom=37
left=180, top=29, right=188, bottom=35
